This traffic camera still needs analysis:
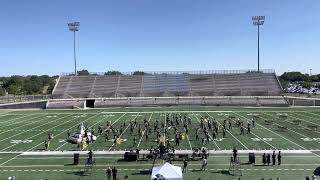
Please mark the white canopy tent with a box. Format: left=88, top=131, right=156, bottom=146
left=151, top=163, right=183, bottom=180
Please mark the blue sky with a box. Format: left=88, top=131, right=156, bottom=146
left=0, top=0, right=319, bottom=76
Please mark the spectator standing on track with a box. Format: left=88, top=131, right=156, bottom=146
left=277, top=151, right=282, bottom=165
left=262, top=153, right=267, bottom=165
left=267, top=154, right=271, bottom=165
left=112, top=166, right=117, bottom=180
left=88, top=150, right=93, bottom=164
left=182, top=158, right=188, bottom=173
left=233, top=148, right=238, bottom=162
left=200, top=157, right=207, bottom=171
left=272, top=151, right=276, bottom=165
left=106, top=167, right=112, bottom=180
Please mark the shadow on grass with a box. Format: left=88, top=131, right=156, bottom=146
left=254, top=164, right=271, bottom=166
left=64, top=163, right=75, bottom=166
left=117, top=159, right=150, bottom=162
left=211, top=170, right=232, bottom=175
left=131, top=170, right=152, bottom=175
left=66, top=170, right=89, bottom=177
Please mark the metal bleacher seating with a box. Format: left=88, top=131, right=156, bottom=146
left=49, top=70, right=287, bottom=108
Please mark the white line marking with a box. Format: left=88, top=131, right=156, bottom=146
left=0, top=114, right=66, bottom=144
left=137, top=113, right=153, bottom=148
left=55, top=113, right=126, bottom=150
left=108, top=113, right=139, bottom=151
left=232, top=112, right=277, bottom=149
left=0, top=112, right=105, bottom=166
left=205, top=112, right=248, bottom=150
left=234, top=112, right=310, bottom=151
left=192, top=112, right=220, bottom=150
left=1, top=114, right=77, bottom=151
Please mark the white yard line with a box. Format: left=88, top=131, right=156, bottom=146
left=24, top=110, right=309, bottom=115
left=192, top=112, right=220, bottom=150
left=186, top=132, right=193, bottom=151
left=286, top=113, right=319, bottom=127
left=0, top=113, right=34, bottom=124
left=17, top=156, right=123, bottom=159
left=0, top=149, right=314, bottom=155
left=230, top=112, right=277, bottom=149
left=137, top=113, right=154, bottom=148
left=0, top=164, right=319, bottom=168
left=205, top=112, right=248, bottom=150
left=0, top=114, right=43, bottom=131
left=304, top=111, right=320, bottom=118
left=233, top=112, right=309, bottom=151
left=108, top=113, right=139, bottom=151
left=0, top=114, right=66, bottom=143
left=297, top=112, right=320, bottom=120
left=1, top=114, right=78, bottom=151
left=0, top=112, right=105, bottom=166
left=55, top=113, right=126, bottom=150
left=262, top=113, right=320, bottom=144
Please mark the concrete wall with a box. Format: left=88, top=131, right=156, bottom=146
left=0, top=100, right=47, bottom=109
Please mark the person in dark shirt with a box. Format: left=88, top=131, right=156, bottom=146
left=262, top=153, right=266, bottom=165
left=277, top=151, right=282, bottom=165
left=112, top=166, right=117, bottom=180
left=233, top=148, right=238, bottom=162
left=182, top=158, right=188, bottom=173
left=88, top=150, right=93, bottom=164
left=267, top=154, right=271, bottom=165
left=272, top=151, right=276, bottom=165
left=106, top=167, right=112, bottom=180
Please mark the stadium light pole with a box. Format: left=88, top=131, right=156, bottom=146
left=67, top=22, right=80, bottom=76
left=252, top=16, right=265, bottom=73
left=310, top=68, right=312, bottom=76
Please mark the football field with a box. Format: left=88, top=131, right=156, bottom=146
left=0, top=107, right=320, bottom=180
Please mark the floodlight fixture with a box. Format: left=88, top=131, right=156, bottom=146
left=67, top=22, right=80, bottom=76
left=68, top=22, right=80, bottom=32
left=252, top=16, right=265, bottom=72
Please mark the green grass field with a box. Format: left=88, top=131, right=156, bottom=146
left=0, top=107, right=320, bottom=180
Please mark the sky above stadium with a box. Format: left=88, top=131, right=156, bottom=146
left=0, top=0, right=319, bottom=76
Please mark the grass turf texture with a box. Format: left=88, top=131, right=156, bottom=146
left=0, top=107, right=320, bottom=179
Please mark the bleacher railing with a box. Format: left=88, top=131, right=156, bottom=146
left=60, top=69, right=275, bottom=76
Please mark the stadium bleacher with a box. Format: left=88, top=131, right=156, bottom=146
left=53, top=70, right=282, bottom=98
left=46, top=70, right=288, bottom=108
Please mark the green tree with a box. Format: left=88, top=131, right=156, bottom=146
left=0, top=87, right=5, bottom=96
left=302, top=81, right=312, bottom=89
left=8, top=84, right=21, bottom=95
left=133, top=71, right=145, bottom=75
left=104, top=71, right=122, bottom=75
left=279, top=72, right=306, bottom=82
left=77, top=69, right=90, bottom=76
